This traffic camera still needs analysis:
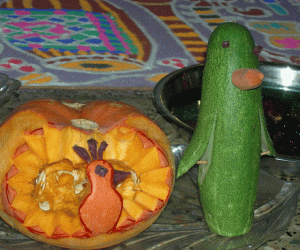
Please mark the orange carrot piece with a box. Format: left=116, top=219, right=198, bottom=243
left=232, top=68, right=264, bottom=90
left=6, top=165, right=19, bottom=180
left=137, top=131, right=155, bottom=148
left=13, top=209, right=26, bottom=223
left=30, top=128, right=44, bottom=135
left=27, top=225, right=45, bottom=236
left=13, top=144, right=29, bottom=158
left=1, top=180, right=15, bottom=217
left=50, top=227, right=70, bottom=239
left=79, top=160, right=122, bottom=236
left=6, top=185, right=16, bottom=205
left=137, top=131, right=169, bottom=167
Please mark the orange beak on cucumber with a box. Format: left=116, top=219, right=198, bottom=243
left=176, top=22, right=276, bottom=237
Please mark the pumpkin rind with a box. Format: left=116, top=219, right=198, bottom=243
left=0, top=99, right=175, bottom=249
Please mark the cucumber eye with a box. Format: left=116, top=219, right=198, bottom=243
left=253, top=46, right=263, bottom=55
left=222, top=41, right=230, bottom=48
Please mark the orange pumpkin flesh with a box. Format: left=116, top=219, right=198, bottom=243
left=0, top=99, right=175, bottom=249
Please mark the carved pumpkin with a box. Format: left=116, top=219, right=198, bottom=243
left=0, top=99, right=174, bottom=249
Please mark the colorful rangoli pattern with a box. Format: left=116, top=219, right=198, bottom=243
left=0, top=0, right=299, bottom=87
left=1, top=9, right=138, bottom=56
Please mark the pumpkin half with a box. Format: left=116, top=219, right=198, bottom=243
left=0, top=99, right=175, bottom=249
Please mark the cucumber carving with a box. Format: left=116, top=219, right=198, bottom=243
left=177, top=22, right=276, bottom=237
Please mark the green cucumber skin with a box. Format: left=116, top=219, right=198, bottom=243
left=177, top=23, right=276, bottom=236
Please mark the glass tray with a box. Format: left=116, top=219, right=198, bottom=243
left=0, top=145, right=298, bottom=250
left=0, top=73, right=21, bottom=107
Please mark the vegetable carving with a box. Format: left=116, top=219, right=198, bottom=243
left=0, top=99, right=174, bottom=249
left=74, top=141, right=124, bottom=235
left=177, top=22, right=276, bottom=237
left=79, top=159, right=122, bottom=235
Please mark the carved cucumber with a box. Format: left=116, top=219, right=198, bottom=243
left=177, top=22, right=276, bottom=236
